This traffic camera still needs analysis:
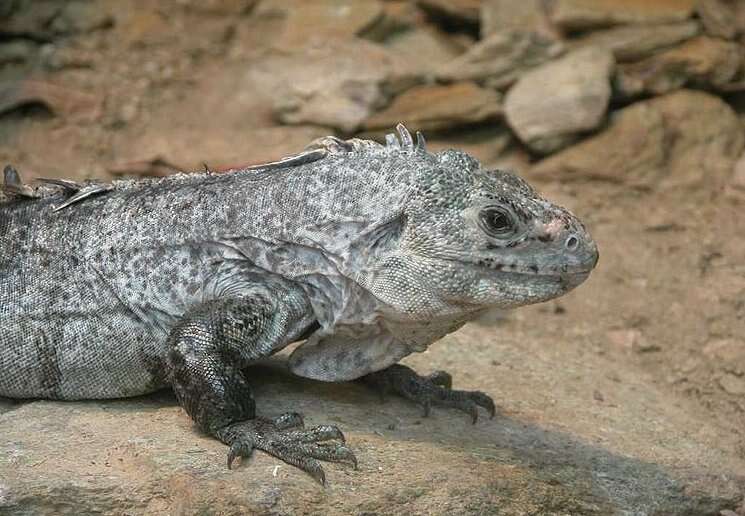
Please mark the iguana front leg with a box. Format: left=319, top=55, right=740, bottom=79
left=361, top=364, right=496, bottom=424
left=165, top=293, right=356, bottom=485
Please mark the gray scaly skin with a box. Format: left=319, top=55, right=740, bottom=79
left=0, top=125, right=598, bottom=484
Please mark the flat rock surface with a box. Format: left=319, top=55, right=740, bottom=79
left=549, top=0, right=697, bottom=31
left=617, top=36, right=742, bottom=96
left=248, top=38, right=416, bottom=133
left=531, top=89, right=745, bottom=187
left=504, top=46, right=614, bottom=154
left=437, top=29, right=565, bottom=90
left=570, top=20, right=700, bottom=62
left=479, top=0, right=556, bottom=39
left=1, top=317, right=743, bottom=515
left=363, top=82, right=501, bottom=132
left=382, top=26, right=466, bottom=77
left=696, top=0, right=738, bottom=39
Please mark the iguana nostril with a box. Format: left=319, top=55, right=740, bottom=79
left=565, top=235, right=579, bottom=250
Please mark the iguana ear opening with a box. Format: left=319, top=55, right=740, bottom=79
left=353, top=213, right=407, bottom=259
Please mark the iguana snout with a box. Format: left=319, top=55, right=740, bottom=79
left=369, top=145, right=600, bottom=315
left=531, top=205, right=599, bottom=276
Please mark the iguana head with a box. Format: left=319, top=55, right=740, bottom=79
left=360, top=126, right=598, bottom=319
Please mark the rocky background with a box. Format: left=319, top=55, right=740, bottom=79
left=2, top=1, right=745, bottom=515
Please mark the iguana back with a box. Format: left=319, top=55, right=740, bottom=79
left=0, top=141, right=426, bottom=399
left=0, top=126, right=598, bottom=484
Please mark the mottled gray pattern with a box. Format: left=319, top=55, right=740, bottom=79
left=0, top=124, right=597, bottom=399
left=0, top=124, right=598, bottom=482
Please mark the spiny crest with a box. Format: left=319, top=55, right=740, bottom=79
left=300, top=123, right=427, bottom=158
left=384, top=123, right=427, bottom=154
left=2, top=164, right=113, bottom=211
left=3, top=165, right=38, bottom=200
left=1, top=123, right=427, bottom=212
left=237, top=123, right=426, bottom=174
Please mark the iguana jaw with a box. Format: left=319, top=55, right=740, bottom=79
left=433, top=258, right=596, bottom=311
left=463, top=258, right=597, bottom=278
left=464, top=236, right=598, bottom=308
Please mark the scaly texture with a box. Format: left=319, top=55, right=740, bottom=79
left=0, top=124, right=598, bottom=483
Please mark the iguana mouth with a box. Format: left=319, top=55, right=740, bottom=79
left=422, top=253, right=596, bottom=280
left=464, top=258, right=596, bottom=278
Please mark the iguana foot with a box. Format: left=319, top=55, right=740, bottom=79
left=215, top=412, right=356, bottom=485
left=362, top=364, right=496, bottom=424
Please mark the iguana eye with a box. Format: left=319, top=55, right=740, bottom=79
left=479, top=207, right=516, bottom=238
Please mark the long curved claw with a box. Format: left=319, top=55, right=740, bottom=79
left=295, top=443, right=358, bottom=469
left=227, top=440, right=254, bottom=470
left=362, top=364, right=498, bottom=424
left=307, top=460, right=326, bottom=487
left=216, top=415, right=355, bottom=486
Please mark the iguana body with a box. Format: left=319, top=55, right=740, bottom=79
left=0, top=125, right=598, bottom=483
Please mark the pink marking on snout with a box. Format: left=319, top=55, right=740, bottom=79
left=542, top=219, right=564, bottom=239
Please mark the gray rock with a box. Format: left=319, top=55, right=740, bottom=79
left=1, top=322, right=744, bottom=515
left=571, top=20, right=700, bottom=62
left=382, top=26, right=466, bottom=78
left=696, top=0, right=738, bottom=39
left=616, top=36, right=742, bottom=97
left=363, top=82, right=502, bottom=132
left=549, top=0, right=697, bottom=31
left=504, top=46, right=614, bottom=154
left=480, top=0, right=558, bottom=39
left=248, top=38, right=417, bottom=133
left=436, top=29, right=565, bottom=90
left=531, top=90, right=745, bottom=187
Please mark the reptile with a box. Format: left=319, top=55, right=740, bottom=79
left=0, top=124, right=598, bottom=484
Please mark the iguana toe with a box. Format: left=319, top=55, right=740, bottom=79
left=425, top=370, right=453, bottom=390
left=271, top=411, right=305, bottom=430
left=363, top=364, right=497, bottom=424
left=216, top=414, right=356, bottom=485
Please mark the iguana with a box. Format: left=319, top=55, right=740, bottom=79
left=0, top=124, right=598, bottom=484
